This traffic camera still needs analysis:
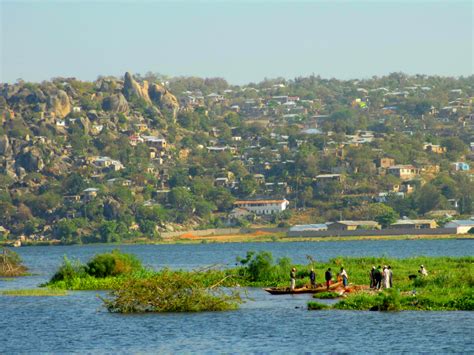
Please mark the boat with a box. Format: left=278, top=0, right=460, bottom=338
left=264, top=281, right=343, bottom=295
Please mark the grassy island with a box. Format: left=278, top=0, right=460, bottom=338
left=43, top=250, right=473, bottom=312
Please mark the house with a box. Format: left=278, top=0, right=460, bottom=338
left=91, top=156, right=124, bottom=171
left=388, top=219, right=437, bottom=229
left=327, top=221, right=381, bottom=231
left=387, top=165, right=419, bottom=180
left=444, top=220, right=474, bottom=234
left=228, top=207, right=253, bottom=220
left=64, top=195, right=81, bottom=202
left=315, top=174, right=343, bottom=183
left=423, top=143, right=446, bottom=154
left=129, top=134, right=144, bottom=146
left=234, top=198, right=289, bottom=215
left=82, top=187, right=99, bottom=199
left=214, top=177, right=229, bottom=187
left=451, top=162, right=470, bottom=171
left=253, top=174, right=265, bottom=184
left=142, top=136, right=167, bottom=150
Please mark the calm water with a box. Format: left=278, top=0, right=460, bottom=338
left=1, top=240, right=473, bottom=353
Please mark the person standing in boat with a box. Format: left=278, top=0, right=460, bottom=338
left=340, top=267, right=348, bottom=288
left=290, top=267, right=297, bottom=291
left=325, top=268, right=332, bottom=290
left=309, top=268, right=316, bottom=288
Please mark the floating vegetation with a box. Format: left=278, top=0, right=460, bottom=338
left=307, top=301, right=330, bottom=310
left=0, top=248, right=28, bottom=277
left=1, top=289, right=68, bottom=297
left=313, top=292, right=340, bottom=299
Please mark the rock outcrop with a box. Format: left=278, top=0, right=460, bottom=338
left=48, top=90, right=71, bottom=118
left=16, top=148, right=44, bottom=173
left=123, top=72, right=151, bottom=104
left=149, top=83, right=179, bottom=119
left=102, top=93, right=129, bottom=113
left=0, top=135, right=11, bottom=156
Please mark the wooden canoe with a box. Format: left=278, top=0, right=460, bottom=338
left=264, top=281, right=343, bottom=295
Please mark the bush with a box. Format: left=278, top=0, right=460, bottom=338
left=86, top=250, right=142, bottom=278
left=101, top=270, right=242, bottom=313
left=49, top=256, right=87, bottom=282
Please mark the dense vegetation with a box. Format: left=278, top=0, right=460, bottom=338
left=1, top=72, right=473, bottom=244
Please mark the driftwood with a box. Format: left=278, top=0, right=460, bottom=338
left=0, top=248, right=28, bottom=277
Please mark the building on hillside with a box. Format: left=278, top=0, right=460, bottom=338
left=142, top=136, right=167, bottom=150
left=444, top=220, right=474, bottom=234
left=327, top=220, right=381, bottom=231
left=234, top=198, right=289, bottom=215
left=388, top=219, right=437, bottom=229
left=315, top=174, right=343, bottom=183
left=451, top=162, right=470, bottom=171
left=375, top=157, right=395, bottom=169
left=82, top=187, right=99, bottom=200
left=423, top=143, right=446, bottom=154
left=386, top=165, right=419, bottom=180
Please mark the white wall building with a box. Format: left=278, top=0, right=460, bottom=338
left=444, top=220, right=474, bottom=234
left=234, top=199, right=289, bottom=215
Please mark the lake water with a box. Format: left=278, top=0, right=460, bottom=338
left=1, top=239, right=473, bottom=353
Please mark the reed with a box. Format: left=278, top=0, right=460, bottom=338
left=1, top=289, right=68, bottom=296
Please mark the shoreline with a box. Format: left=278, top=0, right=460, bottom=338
left=1, top=233, right=472, bottom=247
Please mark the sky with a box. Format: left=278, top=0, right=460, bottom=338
left=1, top=0, right=473, bottom=84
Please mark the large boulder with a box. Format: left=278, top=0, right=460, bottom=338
left=103, top=198, right=121, bottom=220
left=0, top=135, right=11, bottom=156
left=123, top=72, right=151, bottom=104
left=16, top=148, right=44, bottom=172
left=48, top=90, right=71, bottom=118
left=102, top=93, right=129, bottom=113
left=149, top=83, right=179, bottom=119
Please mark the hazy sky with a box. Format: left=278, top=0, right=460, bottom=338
left=1, top=0, right=473, bottom=84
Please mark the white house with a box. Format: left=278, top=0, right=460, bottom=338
left=444, top=220, right=474, bottom=234
left=234, top=198, right=289, bottom=215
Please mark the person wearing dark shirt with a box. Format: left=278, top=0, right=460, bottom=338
left=325, top=268, right=332, bottom=290
left=369, top=266, right=376, bottom=288
left=309, top=268, right=316, bottom=287
left=374, top=266, right=382, bottom=290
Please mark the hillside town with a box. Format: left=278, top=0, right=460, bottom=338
left=1, top=72, right=474, bottom=244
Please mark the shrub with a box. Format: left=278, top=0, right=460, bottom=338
left=49, top=256, right=87, bottom=283
left=101, top=270, right=242, bottom=313
left=86, top=250, right=142, bottom=278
